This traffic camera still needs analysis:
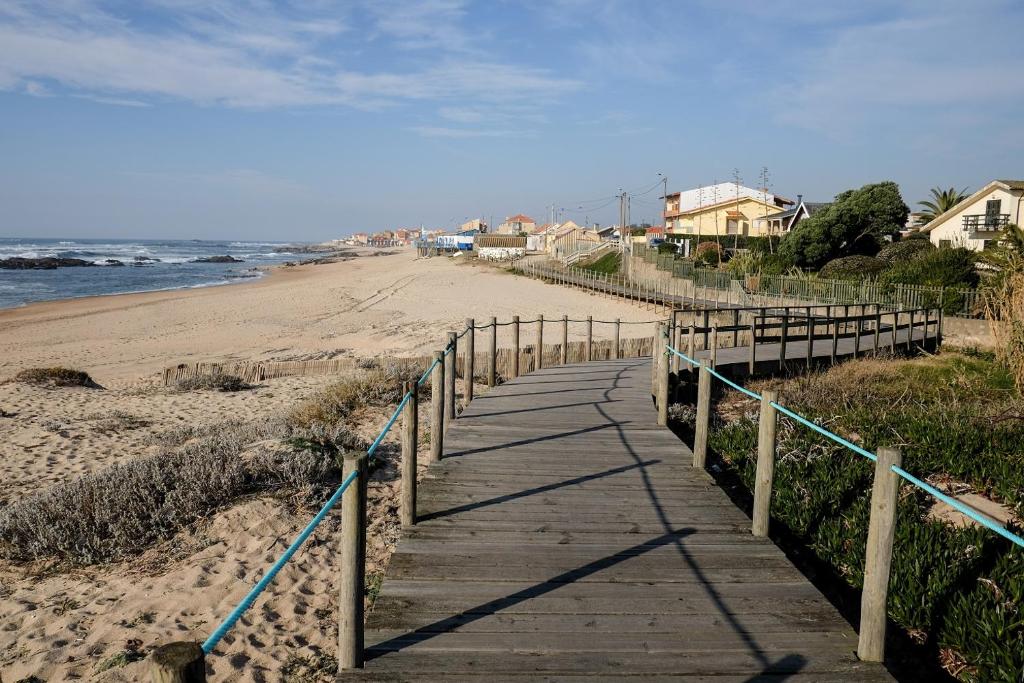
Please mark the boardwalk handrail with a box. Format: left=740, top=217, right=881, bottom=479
left=662, top=334, right=1024, bottom=663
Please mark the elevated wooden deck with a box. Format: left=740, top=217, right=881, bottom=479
left=342, top=350, right=897, bottom=680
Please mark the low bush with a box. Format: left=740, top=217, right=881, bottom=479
left=818, top=255, right=889, bottom=280
left=0, top=418, right=367, bottom=565
left=175, top=373, right=253, bottom=392
left=708, top=353, right=1024, bottom=680
left=877, top=239, right=935, bottom=264
left=15, top=367, right=99, bottom=388
left=694, top=241, right=722, bottom=266
left=879, top=247, right=978, bottom=290
left=288, top=362, right=423, bottom=429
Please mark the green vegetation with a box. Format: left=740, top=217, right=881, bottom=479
left=694, top=240, right=722, bottom=266
left=580, top=251, right=621, bottom=275
left=918, top=186, right=970, bottom=224
left=780, top=181, right=909, bottom=269
left=707, top=353, right=1023, bottom=680
left=980, top=224, right=1024, bottom=392
left=175, top=373, right=253, bottom=392
left=14, top=367, right=99, bottom=388
left=877, top=239, right=935, bottom=264
left=817, top=255, right=889, bottom=280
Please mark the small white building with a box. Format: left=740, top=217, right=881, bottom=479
left=474, top=235, right=526, bottom=261
left=920, top=179, right=1024, bottom=251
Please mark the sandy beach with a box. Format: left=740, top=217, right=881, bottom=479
left=0, top=250, right=658, bottom=681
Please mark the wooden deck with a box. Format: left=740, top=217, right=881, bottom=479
left=342, top=347, right=899, bottom=680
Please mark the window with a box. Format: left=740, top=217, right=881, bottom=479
left=985, top=199, right=1003, bottom=227
left=726, top=219, right=739, bottom=235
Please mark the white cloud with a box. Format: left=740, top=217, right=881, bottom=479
left=0, top=1, right=580, bottom=109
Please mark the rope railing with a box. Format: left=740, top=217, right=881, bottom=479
left=658, top=325, right=1022, bottom=664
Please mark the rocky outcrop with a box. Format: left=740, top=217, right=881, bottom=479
left=0, top=257, right=97, bottom=270
left=193, top=255, right=243, bottom=263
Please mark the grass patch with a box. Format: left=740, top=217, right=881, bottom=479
left=707, top=352, right=1024, bottom=680
left=288, top=362, right=423, bottom=430
left=579, top=251, right=621, bottom=275
left=175, top=374, right=253, bottom=392
left=14, top=367, right=99, bottom=388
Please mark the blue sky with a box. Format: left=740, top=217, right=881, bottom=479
left=1, top=0, right=1022, bottom=241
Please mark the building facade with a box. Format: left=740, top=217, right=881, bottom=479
left=921, top=180, right=1024, bottom=251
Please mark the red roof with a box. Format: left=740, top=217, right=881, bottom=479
left=506, top=214, right=535, bottom=224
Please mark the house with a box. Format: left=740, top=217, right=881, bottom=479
left=645, top=226, right=665, bottom=243
left=460, top=218, right=488, bottom=233
left=474, top=234, right=526, bottom=261
left=664, top=182, right=793, bottom=238
left=549, top=221, right=601, bottom=258
left=526, top=223, right=557, bottom=252
left=756, top=195, right=830, bottom=236
left=595, top=225, right=617, bottom=240
left=920, top=180, right=1024, bottom=251
left=497, top=214, right=536, bottom=235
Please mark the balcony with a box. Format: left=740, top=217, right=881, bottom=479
left=962, top=213, right=1009, bottom=231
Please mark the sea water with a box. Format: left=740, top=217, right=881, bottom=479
left=0, top=238, right=301, bottom=309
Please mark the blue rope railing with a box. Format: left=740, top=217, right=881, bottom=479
left=663, top=342, right=1024, bottom=549
left=203, top=384, right=416, bottom=654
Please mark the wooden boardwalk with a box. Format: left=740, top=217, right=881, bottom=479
left=342, top=350, right=898, bottom=680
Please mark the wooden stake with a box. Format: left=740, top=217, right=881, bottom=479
left=657, top=324, right=670, bottom=426
left=561, top=314, right=569, bottom=364
left=512, top=315, right=520, bottom=378
left=400, top=381, right=417, bottom=528
left=586, top=315, right=593, bottom=361
left=752, top=389, right=778, bottom=537
left=338, top=452, right=368, bottom=670
left=693, top=360, right=712, bottom=469
left=429, top=351, right=443, bottom=464
left=464, top=318, right=475, bottom=404
left=487, top=316, right=497, bottom=387
left=536, top=314, right=544, bottom=370
left=858, top=447, right=902, bottom=663
left=150, top=642, right=205, bottom=683
left=444, top=332, right=456, bottom=429
left=614, top=318, right=621, bottom=359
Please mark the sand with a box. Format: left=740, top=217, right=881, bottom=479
left=0, top=251, right=658, bottom=680
left=0, top=251, right=659, bottom=386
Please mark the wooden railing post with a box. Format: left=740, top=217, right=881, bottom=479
left=651, top=322, right=662, bottom=395
left=890, top=312, right=898, bottom=353
left=429, top=351, right=443, bottom=464
left=339, top=452, right=368, bottom=670
left=693, top=357, right=712, bottom=469
left=487, top=317, right=497, bottom=386
left=444, top=332, right=456, bottom=429
left=586, top=315, right=593, bottom=361
left=150, top=642, right=205, bottom=683
left=748, top=321, right=757, bottom=374
left=687, top=325, right=696, bottom=372
left=614, top=318, right=621, bottom=359
left=873, top=306, right=881, bottom=355
left=831, top=315, right=839, bottom=364
left=732, top=309, right=740, bottom=347
left=512, top=315, right=520, bottom=378
left=401, top=381, right=418, bottom=527
left=779, top=313, right=789, bottom=370
left=672, top=323, right=682, bottom=373
left=464, top=319, right=475, bottom=404
left=752, top=389, right=778, bottom=537
left=561, top=314, right=569, bottom=364
left=907, top=309, right=915, bottom=351
left=536, top=314, right=544, bottom=370
left=805, top=314, right=814, bottom=369
left=858, top=447, right=902, bottom=663
left=657, top=324, right=670, bottom=426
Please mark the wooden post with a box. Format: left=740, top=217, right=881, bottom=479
left=561, top=314, right=569, bottom=364
left=693, top=359, right=712, bottom=469
left=857, top=447, right=902, bottom=663
left=429, top=351, right=443, bottom=464
left=657, top=325, right=670, bottom=425
left=702, top=310, right=710, bottom=349
left=339, top=452, right=368, bottom=670
left=805, top=314, right=814, bottom=369
left=651, top=322, right=662, bottom=394
left=586, top=315, right=593, bottom=361
left=536, top=314, right=544, bottom=370
left=511, top=316, right=520, bottom=378
left=873, top=307, right=881, bottom=355
left=923, top=308, right=930, bottom=351
left=752, top=389, right=779, bottom=537
left=445, top=332, right=456, bottom=428
left=710, top=327, right=718, bottom=367
left=732, top=309, right=740, bottom=347
left=687, top=325, right=696, bottom=372
left=614, top=318, right=621, bottom=359
left=464, top=319, right=475, bottom=405
left=779, top=313, right=789, bottom=370
left=831, top=315, right=839, bottom=365
left=400, top=381, right=418, bottom=528
left=906, top=309, right=915, bottom=351
left=150, top=642, right=205, bottom=683
left=672, top=323, right=682, bottom=373
left=487, top=316, right=497, bottom=387
left=748, top=322, right=757, bottom=374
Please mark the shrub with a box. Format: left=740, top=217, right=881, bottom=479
left=694, top=241, right=722, bottom=266
left=880, top=247, right=979, bottom=314
left=877, top=239, right=935, bottom=264
left=0, top=418, right=366, bottom=565
left=656, top=242, right=677, bottom=255
left=175, top=374, right=253, bottom=392
left=14, top=367, right=99, bottom=388
left=818, top=255, right=889, bottom=281
left=905, top=230, right=931, bottom=241
left=288, top=362, right=422, bottom=429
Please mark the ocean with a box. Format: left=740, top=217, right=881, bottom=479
left=0, top=238, right=303, bottom=310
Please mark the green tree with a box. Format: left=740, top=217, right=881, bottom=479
left=780, top=181, right=909, bottom=270
left=917, top=186, right=969, bottom=223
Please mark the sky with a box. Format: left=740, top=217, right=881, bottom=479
left=1, top=0, right=1022, bottom=241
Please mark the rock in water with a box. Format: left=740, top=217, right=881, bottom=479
left=193, top=255, right=244, bottom=263
left=0, top=257, right=97, bottom=270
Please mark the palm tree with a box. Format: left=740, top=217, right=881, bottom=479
left=917, top=186, right=969, bottom=223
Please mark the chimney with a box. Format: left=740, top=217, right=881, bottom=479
left=797, top=194, right=803, bottom=205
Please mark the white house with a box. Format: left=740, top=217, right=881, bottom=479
left=920, top=179, right=1024, bottom=251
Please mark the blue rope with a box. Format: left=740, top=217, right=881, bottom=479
left=706, top=366, right=763, bottom=401
left=769, top=401, right=879, bottom=462
left=367, top=391, right=411, bottom=459
left=891, top=466, right=1024, bottom=548
left=201, top=468, right=359, bottom=654
left=417, top=358, right=440, bottom=387
left=666, top=344, right=701, bottom=368
left=204, top=388, right=413, bottom=653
